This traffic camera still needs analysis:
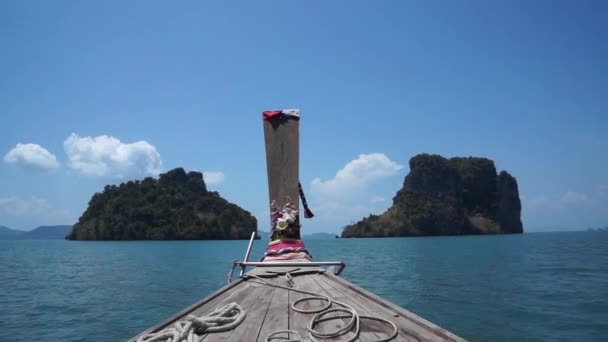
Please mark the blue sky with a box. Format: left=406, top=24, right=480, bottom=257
left=1, top=1, right=606, bottom=232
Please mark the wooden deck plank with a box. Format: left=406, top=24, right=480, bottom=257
left=311, top=273, right=383, bottom=342
left=199, top=282, right=273, bottom=342
left=190, top=280, right=261, bottom=318
left=128, top=278, right=250, bottom=342
left=288, top=272, right=331, bottom=342
left=195, top=286, right=266, bottom=342
left=222, top=278, right=278, bottom=342
left=255, top=276, right=290, bottom=342
left=129, top=268, right=467, bottom=342
left=294, top=272, right=360, bottom=342
left=323, top=273, right=466, bottom=342
left=319, top=274, right=436, bottom=342
left=316, top=273, right=416, bottom=342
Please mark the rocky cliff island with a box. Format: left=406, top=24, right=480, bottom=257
left=341, top=154, right=523, bottom=238
left=66, top=168, right=257, bottom=240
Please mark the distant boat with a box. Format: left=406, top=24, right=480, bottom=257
left=130, top=109, right=466, bottom=342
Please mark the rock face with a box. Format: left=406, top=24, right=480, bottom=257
left=341, top=154, right=523, bottom=238
left=496, top=171, right=523, bottom=233
left=67, top=168, right=257, bottom=240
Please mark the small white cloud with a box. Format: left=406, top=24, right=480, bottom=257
left=370, top=195, right=386, bottom=204
left=524, top=191, right=590, bottom=208
left=521, top=195, right=550, bottom=208
left=311, top=153, right=403, bottom=199
left=4, top=143, right=60, bottom=170
left=560, top=191, right=588, bottom=204
left=64, top=133, right=162, bottom=177
left=308, top=200, right=377, bottom=225
left=204, top=171, right=225, bottom=185
left=0, top=196, right=52, bottom=216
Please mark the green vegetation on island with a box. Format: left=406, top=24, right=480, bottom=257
left=66, top=168, right=257, bottom=240
left=341, top=154, right=523, bottom=238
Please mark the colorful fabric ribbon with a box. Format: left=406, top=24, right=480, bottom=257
left=263, top=239, right=311, bottom=260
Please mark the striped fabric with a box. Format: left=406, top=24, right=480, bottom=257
left=262, top=240, right=312, bottom=260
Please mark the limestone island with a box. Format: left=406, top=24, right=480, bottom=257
left=66, top=168, right=257, bottom=240
left=341, top=154, right=523, bottom=238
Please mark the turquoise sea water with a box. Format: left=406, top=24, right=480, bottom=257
left=1, top=232, right=607, bottom=341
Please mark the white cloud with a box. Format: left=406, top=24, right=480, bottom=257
left=306, top=153, right=402, bottom=229
left=523, top=191, right=589, bottom=208
left=370, top=195, right=386, bottom=204
left=521, top=195, right=550, bottom=208
left=0, top=196, right=52, bottom=216
left=311, top=153, right=403, bottom=199
left=204, top=171, right=225, bottom=185
left=306, top=199, right=376, bottom=223
left=560, top=191, right=588, bottom=204
left=4, top=143, right=60, bottom=170
left=64, top=133, right=162, bottom=177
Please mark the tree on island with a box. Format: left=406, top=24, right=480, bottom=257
left=66, top=168, right=257, bottom=240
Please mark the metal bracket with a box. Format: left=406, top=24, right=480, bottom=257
left=234, top=261, right=346, bottom=276
left=227, top=231, right=346, bottom=283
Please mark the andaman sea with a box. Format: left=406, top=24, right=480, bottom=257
left=1, top=232, right=607, bottom=342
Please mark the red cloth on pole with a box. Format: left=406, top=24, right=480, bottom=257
left=263, top=110, right=282, bottom=120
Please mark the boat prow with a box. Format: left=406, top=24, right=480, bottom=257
left=129, top=262, right=466, bottom=342
left=130, top=109, right=467, bottom=341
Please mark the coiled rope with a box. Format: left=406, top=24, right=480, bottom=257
left=243, top=273, right=398, bottom=342
left=137, top=302, right=246, bottom=342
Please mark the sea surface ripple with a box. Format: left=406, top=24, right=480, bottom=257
left=1, top=231, right=606, bottom=341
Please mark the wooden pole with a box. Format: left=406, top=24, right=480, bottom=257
left=263, top=111, right=300, bottom=240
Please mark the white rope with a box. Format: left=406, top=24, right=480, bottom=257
left=137, top=302, right=246, bottom=342
left=266, top=330, right=302, bottom=342
left=243, top=274, right=398, bottom=342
